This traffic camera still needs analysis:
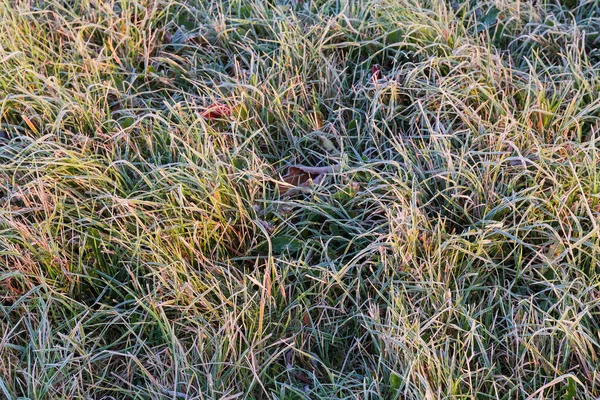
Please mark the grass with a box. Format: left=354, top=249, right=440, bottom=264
left=1, top=0, right=600, bottom=398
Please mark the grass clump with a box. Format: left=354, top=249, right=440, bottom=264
left=2, top=0, right=600, bottom=398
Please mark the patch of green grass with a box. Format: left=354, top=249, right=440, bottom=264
left=2, top=0, right=600, bottom=398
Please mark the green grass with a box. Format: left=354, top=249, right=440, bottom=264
left=1, top=0, right=600, bottom=398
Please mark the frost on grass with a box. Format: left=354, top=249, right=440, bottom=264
left=1, top=0, right=600, bottom=399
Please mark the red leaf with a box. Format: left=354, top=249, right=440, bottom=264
left=201, top=103, right=232, bottom=120
left=372, top=64, right=382, bottom=81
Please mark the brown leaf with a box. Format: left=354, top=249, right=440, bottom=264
left=283, top=166, right=311, bottom=187
left=278, top=164, right=339, bottom=195
left=302, top=311, right=312, bottom=327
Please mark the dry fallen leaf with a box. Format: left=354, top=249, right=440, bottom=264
left=200, top=103, right=232, bottom=120
left=302, top=311, right=312, bottom=327
left=279, top=164, right=339, bottom=195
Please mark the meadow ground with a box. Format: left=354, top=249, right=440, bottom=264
left=1, top=0, right=600, bottom=398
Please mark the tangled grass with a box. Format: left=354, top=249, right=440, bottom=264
left=1, top=0, right=600, bottom=398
